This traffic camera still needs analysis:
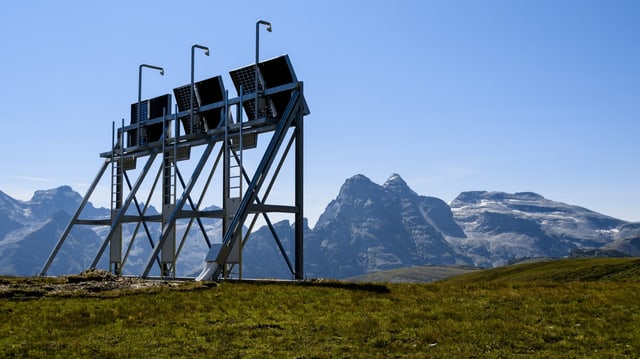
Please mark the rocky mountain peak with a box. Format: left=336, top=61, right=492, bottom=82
left=342, top=174, right=375, bottom=187
left=0, top=190, right=22, bottom=212
left=1, top=174, right=638, bottom=279
left=382, top=173, right=417, bottom=196
left=336, top=174, right=381, bottom=200
left=29, top=186, right=81, bottom=205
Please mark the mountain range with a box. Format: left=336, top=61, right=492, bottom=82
left=1, top=174, right=639, bottom=279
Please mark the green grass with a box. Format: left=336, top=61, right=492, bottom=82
left=443, top=257, right=640, bottom=283
left=1, top=258, right=640, bottom=358
left=346, top=265, right=479, bottom=283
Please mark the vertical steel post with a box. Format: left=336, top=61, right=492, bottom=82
left=91, top=152, right=158, bottom=269
left=190, top=45, right=210, bottom=134
left=138, top=64, right=164, bottom=146
left=255, top=20, right=272, bottom=120
left=110, top=119, right=124, bottom=274
left=142, top=141, right=216, bottom=278
left=294, top=85, right=304, bottom=280
left=161, top=107, right=175, bottom=278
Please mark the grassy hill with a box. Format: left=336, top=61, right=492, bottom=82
left=346, top=265, right=479, bottom=283
left=444, top=257, right=640, bottom=283
left=1, top=258, right=639, bottom=357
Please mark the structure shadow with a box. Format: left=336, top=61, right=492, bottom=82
left=224, top=278, right=390, bottom=294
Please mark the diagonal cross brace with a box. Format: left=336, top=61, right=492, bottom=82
left=90, top=152, right=159, bottom=269
left=40, top=159, right=110, bottom=276
left=239, top=132, right=297, bottom=275
left=141, top=140, right=216, bottom=278
left=206, top=88, right=302, bottom=279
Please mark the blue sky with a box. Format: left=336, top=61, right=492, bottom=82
left=1, top=1, right=639, bottom=226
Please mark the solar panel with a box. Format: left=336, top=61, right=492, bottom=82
left=229, top=54, right=309, bottom=121
left=128, top=102, right=144, bottom=146
left=229, top=64, right=275, bottom=121
left=173, top=85, right=195, bottom=113
left=259, top=55, right=296, bottom=86
left=146, top=94, right=172, bottom=142
left=172, top=84, right=197, bottom=135
left=258, top=56, right=294, bottom=119
left=172, top=75, right=226, bottom=134
left=128, top=94, right=172, bottom=146
left=130, top=102, right=147, bottom=124
left=195, top=76, right=225, bottom=131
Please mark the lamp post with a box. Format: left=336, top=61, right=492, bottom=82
left=190, top=44, right=210, bottom=134
left=255, top=20, right=272, bottom=120
left=138, top=64, right=164, bottom=146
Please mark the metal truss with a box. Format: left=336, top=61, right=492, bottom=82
left=40, top=55, right=308, bottom=280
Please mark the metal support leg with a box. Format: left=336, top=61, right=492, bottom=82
left=40, top=160, right=110, bottom=276
left=294, top=109, right=304, bottom=280
left=91, top=153, right=158, bottom=269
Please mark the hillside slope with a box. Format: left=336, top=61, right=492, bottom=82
left=442, top=257, right=640, bottom=283
left=2, top=258, right=639, bottom=358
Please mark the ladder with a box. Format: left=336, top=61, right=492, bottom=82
left=109, top=121, right=124, bottom=274
left=225, top=86, right=245, bottom=202
left=161, top=110, right=176, bottom=278
left=228, top=132, right=243, bottom=199
left=110, top=145, right=123, bottom=214
left=110, top=121, right=124, bottom=213
left=221, top=88, right=245, bottom=278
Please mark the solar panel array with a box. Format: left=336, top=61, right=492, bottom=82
left=124, top=54, right=307, bottom=148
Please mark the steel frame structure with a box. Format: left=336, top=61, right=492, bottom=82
left=40, top=54, right=308, bottom=281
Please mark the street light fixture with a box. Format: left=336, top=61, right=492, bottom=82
left=255, top=20, right=272, bottom=120
left=137, top=64, right=164, bottom=146
left=191, top=44, right=210, bottom=134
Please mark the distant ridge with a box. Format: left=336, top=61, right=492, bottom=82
left=345, top=265, right=479, bottom=283
left=1, top=174, right=639, bottom=279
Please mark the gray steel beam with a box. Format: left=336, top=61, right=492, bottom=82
left=90, top=152, right=158, bottom=269
left=122, top=164, right=164, bottom=271
left=99, top=83, right=298, bottom=159
left=209, top=89, right=302, bottom=279
left=175, top=147, right=223, bottom=261
left=44, top=76, right=306, bottom=280
left=294, top=94, right=304, bottom=280
left=239, top=129, right=297, bottom=276
left=40, top=159, right=110, bottom=276
left=174, top=166, right=211, bottom=246
left=123, top=169, right=157, bottom=257
left=247, top=204, right=297, bottom=213
left=141, top=141, right=217, bottom=278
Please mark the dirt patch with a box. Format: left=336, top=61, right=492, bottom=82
left=0, top=269, right=208, bottom=300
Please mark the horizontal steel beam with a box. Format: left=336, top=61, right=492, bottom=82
left=247, top=204, right=297, bottom=214
left=74, top=209, right=226, bottom=226
left=100, top=121, right=280, bottom=159
left=119, top=82, right=299, bottom=133
left=100, top=82, right=302, bottom=159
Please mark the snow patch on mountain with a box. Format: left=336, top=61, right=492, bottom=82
left=1, top=177, right=638, bottom=278
left=450, top=190, right=627, bottom=267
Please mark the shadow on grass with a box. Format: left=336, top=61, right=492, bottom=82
left=223, top=279, right=390, bottom=294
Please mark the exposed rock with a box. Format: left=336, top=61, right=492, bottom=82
left=0, top=269, right=207, bottom=300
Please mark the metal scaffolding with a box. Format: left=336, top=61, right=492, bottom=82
left=40, top=53, right=309, bottom=281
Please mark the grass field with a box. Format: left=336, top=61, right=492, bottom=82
left=1, top=258, right=639, bottom=358
left=346, top=264, right=479, bottom=283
